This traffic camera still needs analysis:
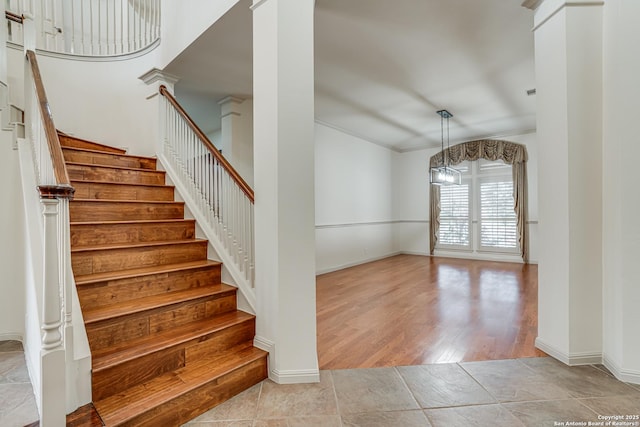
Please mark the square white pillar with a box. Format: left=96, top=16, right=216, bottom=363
left=252, top=0, right=319, bottom=383
left=532, top=0, right=603, bottom=364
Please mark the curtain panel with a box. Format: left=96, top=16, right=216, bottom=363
left=429, top=139, right=529, bottom=262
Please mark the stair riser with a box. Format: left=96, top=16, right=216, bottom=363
left=72, top=181, right=174, bottom=201
left=78, top=266, right=221, bottom=310
left=71, top=241, right=208, bottom=275
left=86, top=293, right=237, bottom=351
left=63, top=149, right=157, bottom=170
left=113, top=357, right=268, bottom=427
left=92, top=320, right=255, bottom=401
left=67, top=164, right=165, bottom=185
left=59, top=135, right=126, bottom=154
left=63, top=137, right=266, bottom=425
left=70, top=201, right=184, bottom=222
left=71, top=221, right=195, bottom=247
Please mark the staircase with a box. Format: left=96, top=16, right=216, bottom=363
left=61, top=133, right=268, bottom=426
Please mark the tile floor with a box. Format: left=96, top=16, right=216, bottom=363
left=182, top=358, right=640, bottom=427
left=0, top=341, right=39, bottom=427
left=2, top=340, right=639, bottom=427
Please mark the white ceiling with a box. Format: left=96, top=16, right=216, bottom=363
left=165, top=0, right=536, bottom=151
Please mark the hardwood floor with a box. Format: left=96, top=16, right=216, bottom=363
left=316, top=254, right=546, bottom=369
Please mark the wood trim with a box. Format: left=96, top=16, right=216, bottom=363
left=27, top=50, right=73, bottom=187
left=158, top=85, right=254, bottom=203
left=5, top=10, right=23, bottom=23
left=38, top=184, right=75, bottom=200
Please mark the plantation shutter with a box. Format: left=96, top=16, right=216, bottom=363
left=479, top=180, right=517, bottom=249
left=438, top=183, right=470, bottom=247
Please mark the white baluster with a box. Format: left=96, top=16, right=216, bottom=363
left=59, top=199, right=71, bottom=331
left=79, top=0, right=85, bottom=54
left=160, top=96, right=256, bottom=297
left=120, top=0, right=124, bottom=54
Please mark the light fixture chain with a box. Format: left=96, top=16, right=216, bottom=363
left=441, top=113, right=445, bottom=166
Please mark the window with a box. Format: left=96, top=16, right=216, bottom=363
left=479, top=179, right=517, bottom=250
left=439, top=182, right=471, bottom=248
left=436, top=160, right=517, bottom=254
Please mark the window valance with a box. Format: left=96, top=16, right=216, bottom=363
left=429, top=139, right=529, bottom=262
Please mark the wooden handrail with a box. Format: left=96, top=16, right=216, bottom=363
left=26, top=50, right=74, bottom=194
left=5, top=10, right=23, bottom=23
left=159, top=85, right=254, bottom=202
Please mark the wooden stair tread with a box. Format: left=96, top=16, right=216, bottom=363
left=58, top=133, right=127, bottom=154
left=92, top=311, right=254, bottom=371
left=71, top=218, right=195, bottom=226
left=83, top=283, right=237, bottom=324
left=93, top=346, right=267, bottom=426
left=71, top=238, right=205, bottom=253
left=66, top=161, right=166, bottom=173
left=63, top=146, right=157, bottom=161
left=74, top=260, right=220, bottom=285
left=71, top=198, right=182, bottom=205
left=70, top=179, right=173, bottom=189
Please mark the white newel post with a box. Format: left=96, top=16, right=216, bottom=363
left=41, top=197, right=62, bottom=350
left=531, top=0, right=603, bottom=364
left=39, top=193, right=66, bottom=427
left=138, top=68, right=180, bottom=154
left=23, top=12, right=36, bottom=52
left=252, top=0, right=319, bottom=383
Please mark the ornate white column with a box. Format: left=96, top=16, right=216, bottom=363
left=218, top=96, right=254, bottom=186
left=252, top=0, right=319, bottom=383
left=139, top=68, right=180, bottom=154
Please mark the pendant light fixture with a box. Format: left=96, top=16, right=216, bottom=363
left=429, top=109, right=461, bottom=185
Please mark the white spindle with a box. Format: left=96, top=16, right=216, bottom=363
left=59, top=199, right=72, bottom=331
left=79, top=0, right=84, bottom=54
left=137, top=0, right=141, bottom=51
left=160, top=92, right=256, bottom=289
left=120, top=0, right=124, bottom=54
left=22, top=0, right=160, bottom=57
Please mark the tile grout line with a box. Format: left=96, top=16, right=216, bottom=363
left=456, top=360, right=533, bottom=427
left=392, top=366, right=434, bottom=426
left=456, top=361, right=501, bottom=404
left=251, top=381, right=264, bottom=426
left=572, top=396, right=608, bottom=417
left=327, top=370, right=345, bottom=427
left=393, top=366, right=424, bottom=410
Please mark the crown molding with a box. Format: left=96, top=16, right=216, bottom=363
left=138, top=68, right=179, bottom=86
left=522, top=0, right=544, bottom=10
left=533, top=0, right=604, bottom=32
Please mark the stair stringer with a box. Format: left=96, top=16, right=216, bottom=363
left=156, top=153, right=256, bottom=314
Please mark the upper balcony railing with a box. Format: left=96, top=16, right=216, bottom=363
left=7, top=0, right=160, bottom=57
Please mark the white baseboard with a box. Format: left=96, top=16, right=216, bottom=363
left=270, top=368, right=320, bottom=384
left=603, top=354, right=640, bottom=385
left=316, top=252, right=404, bottom=275
left=399, top=251, right=430, bottom=256
left=535, top=337, right=602, bottom=365
left=253, top=336, right=274, bottom=355
left=0, top=333, right=23, bottom=342
left=254, top=335, right=320, bottom=384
